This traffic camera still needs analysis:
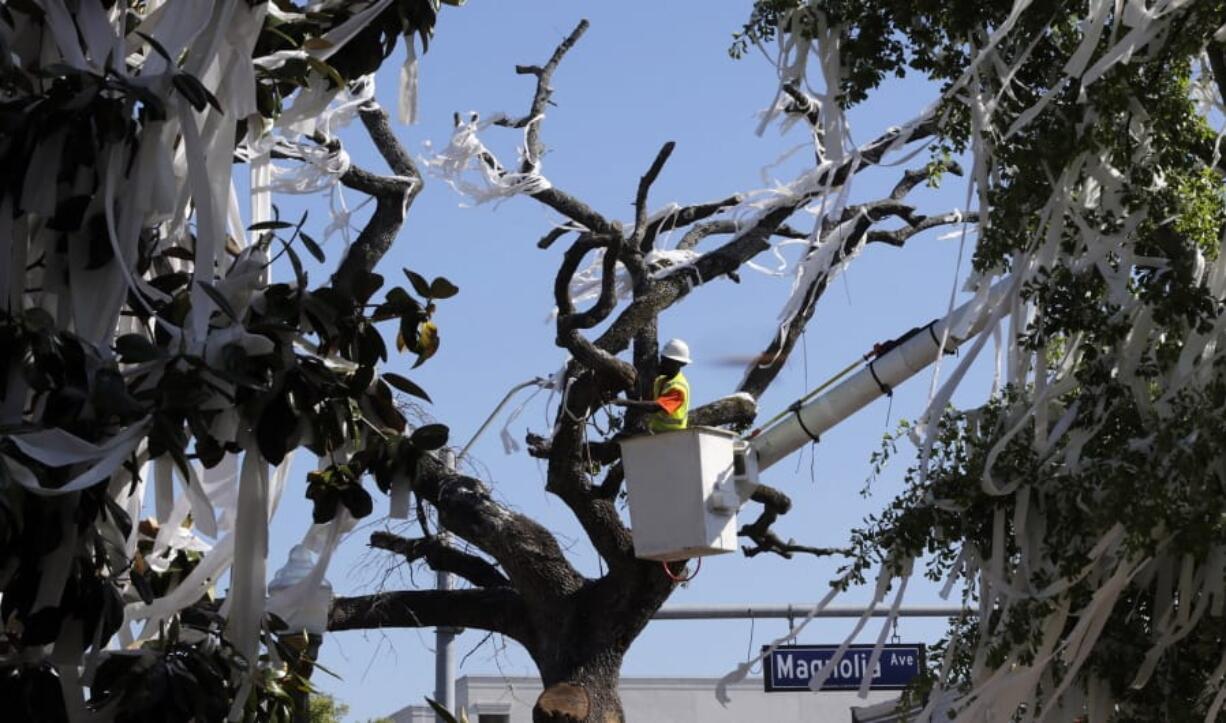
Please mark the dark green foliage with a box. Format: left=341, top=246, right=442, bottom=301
left=0, top=2, right=464, bottom=720
left=743, top=1, right=1226, bottom=717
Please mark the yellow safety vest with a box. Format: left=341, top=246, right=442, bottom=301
left=648, top=371, right=690, bottom=433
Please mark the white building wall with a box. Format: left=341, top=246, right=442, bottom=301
left=388, top=675, right=898, bottom=722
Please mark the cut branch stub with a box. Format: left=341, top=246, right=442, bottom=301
left=535, top=683, right=591, bottom=722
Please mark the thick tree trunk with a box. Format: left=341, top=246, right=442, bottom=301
left=526, top=567, right=675, bottom=722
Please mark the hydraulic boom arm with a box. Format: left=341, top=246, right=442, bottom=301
left=746, top=279, right=1012, bottom=474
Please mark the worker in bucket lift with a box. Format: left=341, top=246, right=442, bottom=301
left=610, top=338, right=691, bottom=432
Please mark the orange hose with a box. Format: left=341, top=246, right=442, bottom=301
left=661, top=558, right=701, bottom=583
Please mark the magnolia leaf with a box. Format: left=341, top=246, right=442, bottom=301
left=424, top=698, right=460, bottom=723
left=429, top=277, right=460, bottom=299
left=114, top=334, right=158, bottom=363
left=340, top=485, right=373, bottom=519
left=399, top=315, right=422, bottom=354
left=257, top=393, right=298, bottom=465
left=383, top=372, right=432, bottom=403
left=410, top=423, right=449, bottom=451
left=249, top=220, right=294, bottom=231
left=196, top=281, right=240, bottom=322
left=404, top=268, right=432, bottom=298
left=310, top=490, right=339, bottom=525
left=171, top=73, right=208, bottom=111
left=281, top=239, right=307, bottom=290
left=299, top=232, right=325, bottom=263
left=135, top=31, right=173, bottom=64
left=373, top=287, right=420, bottom=321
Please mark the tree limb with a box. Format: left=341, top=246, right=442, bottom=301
left=329, top=588, right=528, bottom=639
left=781, top=82, right=821, bottom=127
left=470, top=135, right=616, bottom=235
left=359, top=100, right=422, bottom=179
left=632, top=142, right=676, bottom=251
left=411, top=455, right=585, bottom=602
left=495, top=19, right=590, bottom=170
left=595, top=463, right=624, bottom=500
left=538, top=225, right=580, bottom=250
left=591, top=119, right=937, bottom=359
left=867, top=211, right=980, bottom=247
left=532, top=188, right=620, bottom=236
left=642, top=195, right=746, bottom=250
left=688, top=394, right=758, bottom=429
left=739, top=485, right=848, bottom=559
left=677, top=219, right=807, bottom=251
left=738, top=174, right=965, bottom=399
left=369, top=531, right=509, bottom=588
left=541, top=370, right=639, bottom=571
left=330, top=101, right=424, bottom=300
left=555, top=235, right=621, bottom=331
left=476, top=19, right=620, bottom=237
left=553, top=235, right=638, bottom=391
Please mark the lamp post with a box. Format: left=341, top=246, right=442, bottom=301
left=434, top=450, right=460, bottom=723
left=268, top=544, right=334, bottom=723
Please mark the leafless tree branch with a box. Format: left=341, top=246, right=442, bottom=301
left=411, top=454, right=586, bottom=602
left=538, top=224, right=580, bottom=250
left=738, top=168, right=966, bottom=399
left=589, top=120, right=937, bottom=360
left=481, top=18, right=623, bottom=238
left=867, top=211, right=980, bottom=246
left=555, top=235, right=621, bottom=329
left=688, top=393, right=758, bottom=429
left=632, top=142, right=676, bottom=250
left=677, top=219, right=808, bottom=251
left=329, top=587, right=529, bottom=639
left=739, top=485, right=849, bottom=559
left=495, top=19, right=590, bottom=168
left=548, top=233, right=639, bottom=391
left=329, top=101, right=424, bottom=301
left=781, top=82, right=821, bottom=127
left=642, top=194, right=745, bottom=249
left=369, top=531, right=509, bottom=588
left=595, top=463, right=624, bottom=500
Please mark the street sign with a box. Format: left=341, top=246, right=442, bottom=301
left=763, top=644, right=925, bottom=692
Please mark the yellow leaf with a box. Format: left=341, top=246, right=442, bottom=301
left=414, top=321, right=439, bottom=367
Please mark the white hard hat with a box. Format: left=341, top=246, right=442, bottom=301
left=661, top=338, right=692, bottom=364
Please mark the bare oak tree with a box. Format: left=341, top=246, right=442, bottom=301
left=324, top=21, right=972, bottom=722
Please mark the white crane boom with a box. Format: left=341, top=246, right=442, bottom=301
left=616, top=280, right=1011, bottom=562
left=748, top=280, right=1011, bottom=472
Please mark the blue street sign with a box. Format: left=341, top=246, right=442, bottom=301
left=763, top=644, right=925, bottom=692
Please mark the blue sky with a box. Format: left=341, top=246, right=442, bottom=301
left=261, top=2, right=996, bottom=719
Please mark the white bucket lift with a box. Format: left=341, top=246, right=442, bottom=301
left=617, top=279, right=1010, bottom=563
left=618, top=427, right=747, bottom=561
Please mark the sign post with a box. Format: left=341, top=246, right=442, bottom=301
left=763, top=644, right=925, bottom=692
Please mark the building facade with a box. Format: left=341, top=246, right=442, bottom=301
left=388, top=675, right=900, bottom=722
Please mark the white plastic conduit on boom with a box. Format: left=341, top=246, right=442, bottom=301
left=745, top=279, right=1013, bottom=476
